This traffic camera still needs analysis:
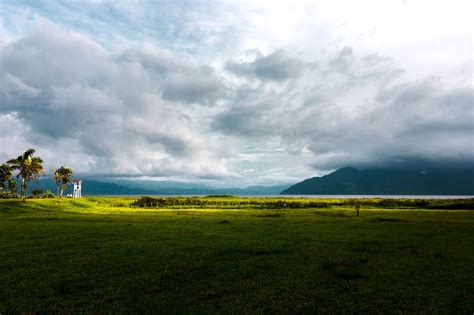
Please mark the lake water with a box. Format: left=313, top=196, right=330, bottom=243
left=91, top=194, right=474, bottom=199
left=278, top=195, right=474, bottom=199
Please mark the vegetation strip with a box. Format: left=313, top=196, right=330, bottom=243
left=131, top=196, right=474, bottom=210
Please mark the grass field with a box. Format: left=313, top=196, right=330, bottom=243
left=1, top=197, right=473, bottom=313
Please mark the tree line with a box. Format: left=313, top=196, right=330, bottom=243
left=0, top=148, right=74, bottom=201
left=130, top=196, right=474, bottom=210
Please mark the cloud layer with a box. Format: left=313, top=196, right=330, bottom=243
left=1, top=1, right=472, bottom=186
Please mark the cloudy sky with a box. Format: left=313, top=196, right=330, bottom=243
left=0, top=0, right=472, bottom=187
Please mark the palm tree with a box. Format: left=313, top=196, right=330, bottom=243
left=0, top=163, right=16, bottom=194
left=7, top=149, right=45, bottom=201
left=53, top=168, right=61, bottom=197
left=58, top=166, right=73, bottom=197
left=0, top=163, right=10, bottom=190
left=7, top=177, right=17, bottom=194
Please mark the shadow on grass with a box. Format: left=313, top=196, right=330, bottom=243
left=70, top=200, right=93, bottom=208
left=369, top=217, right=408, bottom=223
left=252, top=213, right=284, bottom=218
left=319, top=257, right=368, bottom=280
left=313, top=211, right=349, bottom=218
left=216, top=248, right=291, bottom=257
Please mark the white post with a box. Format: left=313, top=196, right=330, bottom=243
left=73, top=180, right=82, bottom=198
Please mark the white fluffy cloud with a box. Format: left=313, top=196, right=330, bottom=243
left=0, top=17, right=234, bottom=180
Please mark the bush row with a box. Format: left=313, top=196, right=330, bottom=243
left=131, top=196, right=330, bottom=209
left=1, top=190, right=55, bottom=199
left=130, top=196, right=474, bottom=210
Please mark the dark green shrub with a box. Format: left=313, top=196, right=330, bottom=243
left=42, top=190, right=55, bottom=198
left=32, top=188, right=43, bottom=198
left=131, top=196, right=156, bottom=207
left=0, top=192, right=19, bottom=199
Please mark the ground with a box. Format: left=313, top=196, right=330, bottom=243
left=1, top=197, right=473, bottom=313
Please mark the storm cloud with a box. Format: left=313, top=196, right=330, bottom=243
left=214, top=47, right=473, bottom=172
left=226, top=49, right=309, bottom=82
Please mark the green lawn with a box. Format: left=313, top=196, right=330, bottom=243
left=1, top=197, right=473, bottom=313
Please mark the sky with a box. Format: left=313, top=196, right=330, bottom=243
left=0, top=0, right=472, bottom=187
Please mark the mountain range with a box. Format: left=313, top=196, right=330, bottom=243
left=20, top=167, right=474, bottom=196
left=29, top=179, right=290, bottom=196
left=281, top=167, right=474, bottom=195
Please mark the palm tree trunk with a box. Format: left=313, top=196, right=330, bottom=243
left=21, top=177, right=25, bottom=201
left=22, top=177, right=27, bottom=201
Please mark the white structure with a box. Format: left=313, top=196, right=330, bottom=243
left=73, top=180, right=82, bottom=198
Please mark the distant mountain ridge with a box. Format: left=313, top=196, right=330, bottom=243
left=30, top=179, right=156, bottom=196
left=30, top=179, right=290, bottom=196
left=281, top=167, right=474, bottom=195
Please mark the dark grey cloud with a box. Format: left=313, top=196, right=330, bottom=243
left=210, top=84, right=284, bottom=137
left=330, top=46, right=354, bottom=73
left=226, top=49, right=309, bottom=82
left=211, top=105, right=271, bottom=137
left=301, top=79, right=474, bottom=170
left=161, top=67, right=223, bottom=105
left=120, top=45, right=225, bottom=105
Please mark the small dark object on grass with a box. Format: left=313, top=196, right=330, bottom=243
left=355, top=204, right=360, bottom=216
left=218, top=220, right=231, bottom=224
